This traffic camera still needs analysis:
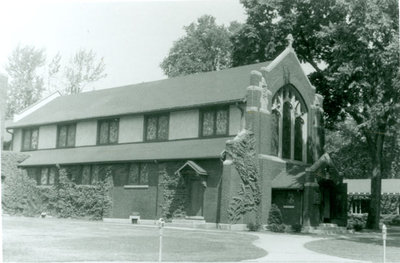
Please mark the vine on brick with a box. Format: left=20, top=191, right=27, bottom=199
left=226, top=130, right=261, bottom=223
left=2, top=152, right=113, bottom=220
left=158, top=163, right=188, bottom=220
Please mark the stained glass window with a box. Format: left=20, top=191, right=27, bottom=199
left=41, top=168, right=49, bottom=185
left=128, top=164, right=140, bottom=185
left=91, top=165, right=100, bottom=184
left=146, top=117, right=158, bottom=141
left=22, top=128, right=39, bottom=151
left=271, top=110, right=280, bottom=156
left=202, top=111, right=214, bottom=136
left=201, top=108, right=228, bottom=137
left=98, top=119, right=119, bottom=144
left=48, top=168, right=56, bottom=185
left=158, top=115, right=169, bottom=140
left=22, top=130, right=31, bottom=150
left=216, top=109, right=228, bottom=135
left=294, top=117, right=303, bottom=161
left=145, top=114, right=169, bottom=141
left=282, top=102, right=291, bottom=159
left=140, top=163, right=149, bottom=185
left=58, top=124, right=76, bottom=148
left=66, top=124, right=76, bottom=147
left=109, top=120, right=118, bottom=143
left=81, top=165, right=91, bottom=185
left=112, top=164, right=128, bottom=186
left=58, top=126, right=67, bottom=147
left=272, top=84, right=308, bottom=162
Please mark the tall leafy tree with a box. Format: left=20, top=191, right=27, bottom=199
left=161, top=15, right=233, bottom=77
left=5, top=45, right=46, bottom=118
left=234, top=0, right=399, bottom=229
left=64, top=49, right=107, bottom=94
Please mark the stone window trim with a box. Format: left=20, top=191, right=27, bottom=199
left=199, top=106, right=230, bottom=138
left=271, top=84, right=308, bottom=162
left=97, top=118, right=119, bottom=145
left=57, top=123, right=77, bottom=148
left=144, top=113, right=169, bottom=142
left=21, top=127, right=40, bottom=151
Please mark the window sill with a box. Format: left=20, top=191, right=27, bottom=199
left=124, top=185, right=149, bottom=189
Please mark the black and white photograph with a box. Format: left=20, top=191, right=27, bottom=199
left=0, top=0, right=399, bottom=262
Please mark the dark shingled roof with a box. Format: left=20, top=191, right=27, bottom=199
left=9, top=61, right=271, bottom=128
left=19, top=137, right=230, bottom=166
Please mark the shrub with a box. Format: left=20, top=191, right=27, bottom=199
left=291, top=223, right=302, bottom=233
left=382, top=214, right=400, bottom=226
left=347, top=213, right=367, bottom=231
left=247, top=222, right=261, bottom=231
left=267, top=204, right=285, bottom=232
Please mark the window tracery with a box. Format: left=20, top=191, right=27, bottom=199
left=271, top=85, right=308, bottom=162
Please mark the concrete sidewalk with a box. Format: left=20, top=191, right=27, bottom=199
left=246, top=232, right=370, bottom=263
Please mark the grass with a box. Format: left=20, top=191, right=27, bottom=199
left=2, top=215, right=266, bottom=262
left=304, top=226, right=400, bottom=263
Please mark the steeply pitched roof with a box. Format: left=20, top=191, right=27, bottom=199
left=18, top=137, right=230, bottom=166
left=272, top=164, right=306, bottom=189
left=344, top=179, right=400, bottom=195
left=8, top=61, right=271, bottom=128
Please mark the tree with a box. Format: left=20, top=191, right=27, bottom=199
left=64, top=49, right=107, bottom=94
left=5, top=45, right=46, bottom=118
left=234, top=0, right=399, bottom=229
left=160, top=15, right=233, bottom=77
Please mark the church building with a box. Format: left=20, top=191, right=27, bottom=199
left=6, top=36, right=347, bottom=228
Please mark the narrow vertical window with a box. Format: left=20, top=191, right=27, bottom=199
left=271, top=110, right=280, bottom=156
left=294, top=117, right=303, bottom=161
left=282, top=102, right=291, bottom=159
left=202, top=111, right=215, bottom=136
left=216, top=109, right=228, bottom=135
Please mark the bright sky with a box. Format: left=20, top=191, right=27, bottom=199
left=0, top=0, right=248, bottom=91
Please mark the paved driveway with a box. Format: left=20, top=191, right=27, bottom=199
left=246, top=232, right=369, bottom=263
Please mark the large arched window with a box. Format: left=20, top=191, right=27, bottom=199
left=271, top=85, right=308, bottom=162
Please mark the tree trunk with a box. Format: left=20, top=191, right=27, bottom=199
left=366, top=131, right=384, bottom=229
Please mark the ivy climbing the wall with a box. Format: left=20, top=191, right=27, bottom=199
left=159, top=162, right=189, bottom=221
left=226, top=130, right=261, bottom=223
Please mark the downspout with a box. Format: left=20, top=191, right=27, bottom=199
left=6, top=128, right=13, bottom=151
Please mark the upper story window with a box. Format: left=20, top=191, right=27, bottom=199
left=22, top=127, right=39, bottom=151
left=145, top=114, right=169, bottom=141
left=200, top=107, right=229, bottom=137
left=97, top=118, right=119, bottom=145
left=271, top=85, right=308, bottom=162
left=57, top=123, right=76, bottom=148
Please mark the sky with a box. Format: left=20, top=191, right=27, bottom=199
left=0, top=0, right=248, bottom=92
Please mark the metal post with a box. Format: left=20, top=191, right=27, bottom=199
left=158, top=218, right=165, bottom=263
left=382, top=224, right=387, bottom=263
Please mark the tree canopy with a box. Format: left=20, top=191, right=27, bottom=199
left=160, top=15, right=233, bottom=77
left=234, top=0, right=399, bottom=229
left=5, top=46, right=107, bottom=118
left=5, top=45, right=46, bottom=118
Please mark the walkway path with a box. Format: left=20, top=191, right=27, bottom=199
left=246, top=232, right=370, bottom=263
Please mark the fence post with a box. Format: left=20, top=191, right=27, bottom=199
left=382, top=224, right=387, bottom=263
left=158, top=218, right=165, bottom=263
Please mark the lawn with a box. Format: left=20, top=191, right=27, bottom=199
left=304, top=226, right=400, bottom=263
left=2, top=215, right=266, bottom=262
